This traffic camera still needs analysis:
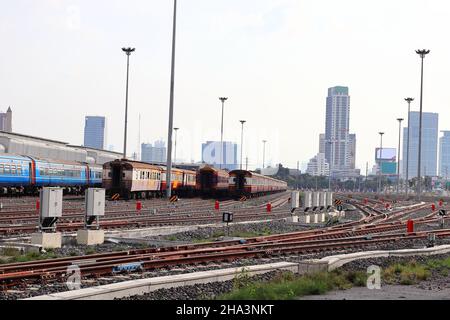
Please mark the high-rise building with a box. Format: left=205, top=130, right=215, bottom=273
left=0, top=107, right=12, bottom=133
left=324, top=86, right=357, bottom=175
left=439, top=131, right=450, bottom=178
left=201, top=141, right=238, bottom=171
left=83, top=116, right=106, bottom=150
left=141, top=140, right=167, bottom=164
left=319, top=133, right=325, bottom=154
left=348, top=134, right=356, bottom=169
left=306, top=153, right=330, bottom=176
left=402, top=112, right=439, bottom=178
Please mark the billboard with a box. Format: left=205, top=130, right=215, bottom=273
left=381, top=162, right=397, bottom=175
left=375, top=148, right=396, bottom=161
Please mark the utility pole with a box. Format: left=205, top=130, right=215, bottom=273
left=121, top=47, right=135, bottom=159
left=396, top=118, right=404, bottom=194
left=378, top=132, right=385, bottom=194
left=165, top=0, right=178, bottom=198
left=218, top=97, right=228, bottom=169
left=404, top=98, right=414, bottom=196
left=415, top=49, right=430, bottom=201
left=239, top=120, right=246, bottom=170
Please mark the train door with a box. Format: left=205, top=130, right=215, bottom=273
left=111, top=164, right=122, bottom=188
left=28, top=160, right=36, bottom=185
left=85, top=165, right=90, bottom=187
left=201, top=171, right=213, bottom=192
left=237, top=173, right=246, bottom=193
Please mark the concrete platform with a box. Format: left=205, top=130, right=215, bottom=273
left=30, top=232, right=62, bottom=249
left=25, top=262, right=298, bottom=300
left=77, top=229, right=105, bottom=246
left=25, top=245, right=450, bottom=300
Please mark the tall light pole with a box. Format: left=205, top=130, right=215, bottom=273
left=378, top=132, right=384, bottom=194
left=219, top=97, right=228, bottom=169
left=415, top=49, right=430, bottom=201
left=262, top=140, right=267, bottom=169
left=239, top=120, right=246, bottom=170
left=121, top=47, right=135, bottom=159
left=165, top=0, right=177, bottom=199
left=404, top=97, right=414, bottom=196
left=396, top=118, right=404, bottom=194
left=173, top=127, right=179, bottom=163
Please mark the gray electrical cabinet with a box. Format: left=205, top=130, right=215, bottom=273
left=302, top=191, right=312, bottom=210
left=40, top=187, right=63, bottom=218
left=85, top=188, right=105, bottom=216
left=319, top=192, right=326, bottom=208
left=312, top=192, right=320, bottom=208
left=326, top=192, right=334, bottom=207
left=291, top=191, right=300, bottom=210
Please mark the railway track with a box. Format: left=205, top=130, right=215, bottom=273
left=0, top=198, right=447, bottom=289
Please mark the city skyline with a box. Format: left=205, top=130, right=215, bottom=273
left=3, top=1, right=450, bottom=171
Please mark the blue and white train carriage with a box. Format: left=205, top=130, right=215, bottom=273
left=0, top=154, right=102, bottom=195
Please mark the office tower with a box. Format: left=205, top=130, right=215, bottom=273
left=141, top=140, right=167, bottom=163
left=306, top=153, right=330, bottom=176
left=402, top=112, right=439, bottom=178
left=439, top=131, right=450, bottom=178
left=83, top=116, right=106, bottom=150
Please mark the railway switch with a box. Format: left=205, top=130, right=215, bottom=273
left=31, top=187, right=63, bottom=249
left=77, top=188, right=105, bottom=246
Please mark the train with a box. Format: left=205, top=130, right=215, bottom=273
left=0, top=155, right=287, bottom=199
left=102, top=159, right=287, bottom=200
left=0, top=154, right=102, bottom=195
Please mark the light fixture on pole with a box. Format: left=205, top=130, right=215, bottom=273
left=415, top=49, right=430, bottom=201
left=165, top=0, right=178, bottom=199
left=219, top=97, right=228, bottom=169
left=404, top=97, right=414, bottom=196
left=121, top=47, right=135, bottom=159
left=378, top=132, right=385, bottom=194
left=396, top=118, right=404, bottom=194
left=262, top=140, right=267, bottom=169
left=239, top=120, right=246, bottom=170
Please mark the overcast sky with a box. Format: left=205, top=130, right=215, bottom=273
left=2, top=0, right=450, bottom=171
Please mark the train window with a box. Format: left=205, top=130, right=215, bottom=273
left=123, top=172, right=126, bottom=178
left=11, top=165, right=16, bottom=174
left=0, top=164, right=3, bottom=174
left=4, top=165, right=10, bottom=174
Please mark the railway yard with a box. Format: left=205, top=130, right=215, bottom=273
left=0, top=192, right=450, bottom=300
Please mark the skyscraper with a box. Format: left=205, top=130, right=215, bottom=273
left=0, top=107, right=12, bottom=133
left=439, top=131, right=450, bottom=178
left=402, top=112, right=439, bottom=178
left=319, top=133, right=325, bottom=154
left=141, top=140, right=167, bottom=163
left=84, top=116, right=106, bottom=150
left=324, top=86, right=356, bottom=172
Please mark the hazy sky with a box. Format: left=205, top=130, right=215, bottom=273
left=2, top=0, right=450, bottom=171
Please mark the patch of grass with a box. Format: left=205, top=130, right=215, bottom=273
left=217, top=269, right=365, bottom=300
left=383, top=261, right=431, bottom=285
left=7, top=250, right=59, bottom=264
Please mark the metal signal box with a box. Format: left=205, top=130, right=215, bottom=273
left=39, top=188, right=63, bottom=218
left=85, top=188, right=106, bottom=217
left=326, top=192, right=334, bottom=207
left=291, top=191, right=300, bottom=209
left=302, top=191, right=312, bottom=209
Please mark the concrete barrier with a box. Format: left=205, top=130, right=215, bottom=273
left=25, top=262, right=298, bottom=300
